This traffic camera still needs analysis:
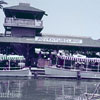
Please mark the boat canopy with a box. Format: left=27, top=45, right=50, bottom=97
left=58, top=56, right=100, bottom=62
left=0, top=54, right=25, bottom=60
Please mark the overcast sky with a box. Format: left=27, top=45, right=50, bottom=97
left=0, top=0, right=100, bottom=39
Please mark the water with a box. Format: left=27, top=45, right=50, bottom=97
left=0, top=77, right=100, bottom=100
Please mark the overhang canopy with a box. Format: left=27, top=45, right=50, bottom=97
left=3, top=3, right=46, bottom=19
left=0, top=35, right=100, bottom=49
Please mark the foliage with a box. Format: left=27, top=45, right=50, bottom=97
left=0, top=0, right=7, bottom=9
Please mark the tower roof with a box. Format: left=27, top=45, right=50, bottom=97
left=3, top=3, right=47, bottom=19
left=4, top=3, right=45, bottom=14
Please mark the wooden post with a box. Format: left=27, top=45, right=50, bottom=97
left=62, top=84, right=65, bottom=99
left=7, top=80, right=10, bottom=94
left=86, top=61, right=88, bottom=72
left=86, top=84, right=87, bottom=93
left=8, top=60, right=10, bottom=70
left=98, top=62, right=99, bottom=72
left=63, top=59, right=65, bottom=68
left=26, top=44, right=29, bottom=57
left=71, top=60, right=73, bottom=69
left=56, top=56, right=58, bottom=66
left=73, top=85, right=76, bottom=97
left=20, top=60, right=21, bottom=69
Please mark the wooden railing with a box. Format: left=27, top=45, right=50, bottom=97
left=4, top=17, right=43, bottom=28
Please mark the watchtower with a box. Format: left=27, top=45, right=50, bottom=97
left=2, top=3, right=46, bottom=67
left=3, top=3, right=45, bottom=37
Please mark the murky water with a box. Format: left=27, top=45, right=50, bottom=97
left=0, top=77, right=99, bottom=100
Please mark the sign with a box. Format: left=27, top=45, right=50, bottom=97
left=35, top=37, right=83, bottom=44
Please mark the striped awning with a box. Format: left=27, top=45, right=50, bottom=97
left=1, top=55, right=25, bottom=60
left=7, top=55, right=25, bottom=60
left=59, top=56, right=100, bottom=62
left=0, top=54, right=3, bottom=60
left=1, top=55, right=7, bottom=60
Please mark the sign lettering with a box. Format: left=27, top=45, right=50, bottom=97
left=35, top=37, right=82, bottom=44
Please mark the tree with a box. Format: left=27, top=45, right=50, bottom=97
left=0, top=0, right=7, bottom=9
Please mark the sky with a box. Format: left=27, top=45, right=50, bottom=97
left=0, top=0, right=100, bottom=39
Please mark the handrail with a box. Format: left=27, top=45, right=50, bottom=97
left=84, top=83, right=100, bottom=100
left=89, top=83, right=100, bottom=100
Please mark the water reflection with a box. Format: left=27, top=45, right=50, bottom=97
left=0, top=77, right=99, bottom=100
left=0, top=77, right=28, bottom=99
